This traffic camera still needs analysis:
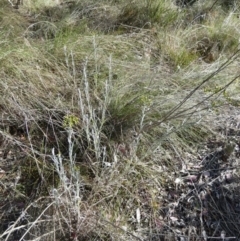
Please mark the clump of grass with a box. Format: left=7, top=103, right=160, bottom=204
left=116, top=0, right=178, bottom=29
left=0, top=4, right=28, bottom=38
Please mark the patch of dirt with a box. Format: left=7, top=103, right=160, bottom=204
left=146, top=105, right=240, bottom=241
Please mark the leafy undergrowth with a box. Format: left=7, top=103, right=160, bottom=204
left=0, top=0, right=240, bottom=240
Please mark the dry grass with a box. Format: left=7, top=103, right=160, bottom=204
left=1, top=0, right=240, bottom=240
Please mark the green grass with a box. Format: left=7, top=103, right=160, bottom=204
left=0, top=0, right=240, bottom=240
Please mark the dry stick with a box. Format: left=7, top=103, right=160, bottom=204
left=19, top=202, right=55, bottom=241
left=7, top=0, right=14, bottom=6
left=163, top=48, right=240, bottom=119
left=143, top=47, right=240, bottom=132
left=173, top=48, right=240, bottom=117
left=172, top=73, right=240, bottom=120
left=1, top=197, right=53, bottom=240
left=208, top=0, right=220, bottom=12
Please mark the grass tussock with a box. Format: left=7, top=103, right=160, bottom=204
left=1, top=0, right=240, bottom=240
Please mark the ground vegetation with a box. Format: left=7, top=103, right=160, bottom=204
left=1, top=0, right=240, bottom=240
